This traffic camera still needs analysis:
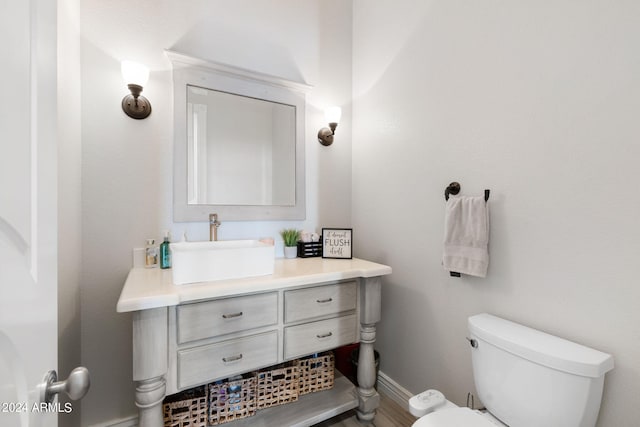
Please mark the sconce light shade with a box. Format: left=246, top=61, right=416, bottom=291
left=121, top=60, right=149, bottom=86
left=325, top=106, right=342, bottom=124
left=318, top=106, right=342, bottom=146
left=121, top=60, right=152, bottom=119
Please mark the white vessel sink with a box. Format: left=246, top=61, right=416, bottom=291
left=170, top=240, right=275, bottom=285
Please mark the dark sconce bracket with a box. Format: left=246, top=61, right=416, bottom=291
left=122, top=84, right=152, bottom=120
left=318, top=122, right=338, bottom=146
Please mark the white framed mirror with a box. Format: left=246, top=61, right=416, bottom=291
left=167, top=50, right=310, bottom=221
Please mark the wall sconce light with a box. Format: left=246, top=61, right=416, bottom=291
left=121, top=60, right=152, bottom=119
left=317, top=106, right=342, bottom=146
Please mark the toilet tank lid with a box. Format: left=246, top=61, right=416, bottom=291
left=468, top=313, right=614, bottom=378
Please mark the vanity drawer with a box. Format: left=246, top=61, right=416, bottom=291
left=284, top=281, right=357, bottom=323
left=284, top=314, right=358, bottom=359
left=177, top=292, right=278, bottom=344
left=177, top=330, right=278, bottom=390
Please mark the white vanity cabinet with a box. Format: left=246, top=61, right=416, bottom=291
left=117, top=257, right=391, bottom=427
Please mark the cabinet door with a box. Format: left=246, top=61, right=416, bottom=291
left=284, top=315, right=357, bottom=359
left=177, top=292, right=278, bottom=343
left=284, top=281, right=357, bottom=323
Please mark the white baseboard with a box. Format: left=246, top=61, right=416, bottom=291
left=377, top=370, right=414, bottom=411
left=89, top=415, right=138, bottom=427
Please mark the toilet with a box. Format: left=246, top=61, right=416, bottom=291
left=410, top=313, right=614, bottom=427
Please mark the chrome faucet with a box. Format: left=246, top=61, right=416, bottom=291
left=209, top=213, right=221, bottom=241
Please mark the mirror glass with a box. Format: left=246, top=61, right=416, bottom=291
left=168, top=50, right=309, bottom=221
left=187, top=85, right=296, bottom=206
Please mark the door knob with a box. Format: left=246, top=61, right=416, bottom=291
left=39, top=367, right=90, bottom=403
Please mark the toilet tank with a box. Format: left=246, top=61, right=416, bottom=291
left=468, top=313, right=614, bottom=427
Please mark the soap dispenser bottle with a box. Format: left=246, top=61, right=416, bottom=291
left=160, top=231, right=172, bottom=269
left=145, top=239, right=158, bottom=268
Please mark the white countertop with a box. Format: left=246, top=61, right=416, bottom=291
left=117, top=257, right=392, bottom=313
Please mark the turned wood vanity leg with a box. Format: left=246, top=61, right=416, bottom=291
left=132, top=308, right=168, bottom=427
left=136, top=376, right=166, bottom=426
left=357, top=277, right=382, bottom=423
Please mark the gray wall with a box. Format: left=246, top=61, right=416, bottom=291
left=67, top=1, right=640, bottom=425
left=352, top=1, right=640, bottom=426
left=77, top=1, right=352, bottom=424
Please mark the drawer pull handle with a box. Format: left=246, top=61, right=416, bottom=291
left=222, top=354, right=243, bottom=363
left=222, top=311, right=243, bottom=319
left=316, top=298, right=333, bottom=303
left=316, top=332, right=333, bottom=339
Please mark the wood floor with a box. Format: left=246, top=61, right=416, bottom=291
left=313, top=391, right=417, bottom=427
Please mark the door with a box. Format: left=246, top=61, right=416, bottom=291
left=0, top=0, right=58, bottom=426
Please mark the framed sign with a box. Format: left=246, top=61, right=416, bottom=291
left=322, top=228, right=353, bottom=259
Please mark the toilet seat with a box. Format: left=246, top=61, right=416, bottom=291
left=412, top=407, right=499, bottom=427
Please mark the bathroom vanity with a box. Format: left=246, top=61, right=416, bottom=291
left=117, top=257, right=391, bottom=427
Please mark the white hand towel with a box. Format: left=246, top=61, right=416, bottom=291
left=443, top=195, right=489, bottom=277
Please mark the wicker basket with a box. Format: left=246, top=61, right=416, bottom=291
left=208, top=374, right=257, bottom=425
left=297, top=241, right=322, bottom=258
left=255, top=362, right=300, bottom=409
left=296, top=352, right=335, bottom=395
left=163, top=386, right=208, bottom=427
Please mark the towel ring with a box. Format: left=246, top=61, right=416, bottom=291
left=444, top=182, right=490, bottom=202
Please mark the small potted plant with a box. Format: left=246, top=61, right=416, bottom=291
left=280, top=228, right=300, bottom=259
